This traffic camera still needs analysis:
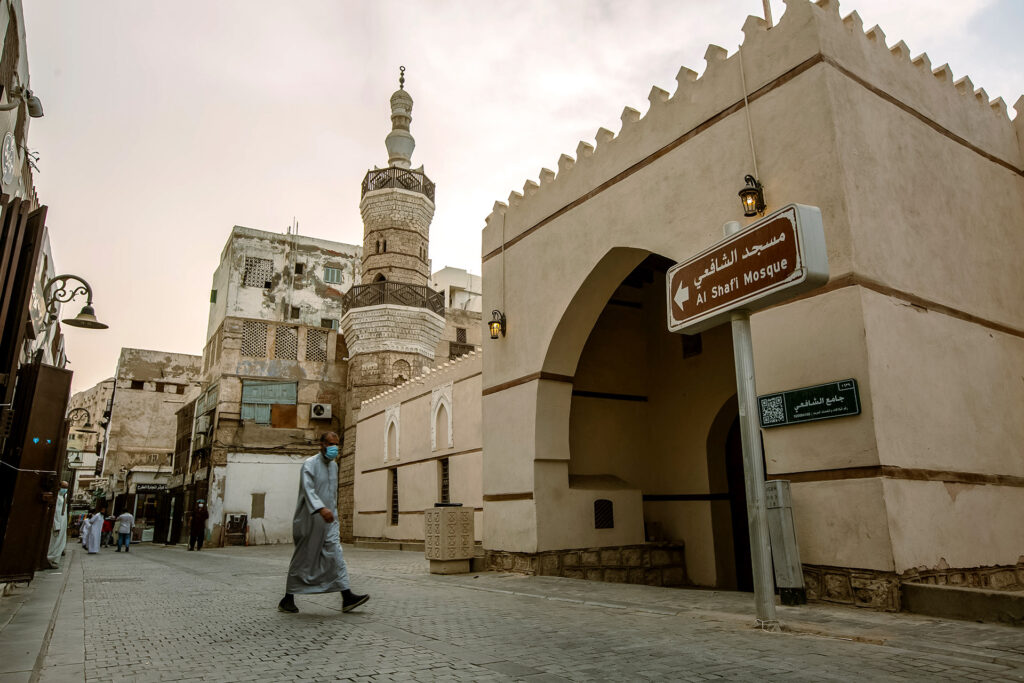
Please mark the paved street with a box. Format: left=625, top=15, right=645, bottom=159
left=2, top=544, right=1023, bottom=682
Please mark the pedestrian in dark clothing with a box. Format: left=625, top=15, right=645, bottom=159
left=188, top=501, right=209, bottom=551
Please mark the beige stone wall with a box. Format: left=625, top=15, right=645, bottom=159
left=353, top=352, right=482, bottom=542
left=359, top=189, right=434, bottom=286
left=479, top=0, right=1024, bottom=581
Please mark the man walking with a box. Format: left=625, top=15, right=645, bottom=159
left=115, top=509, right=135, bottom=552
left=188, top=501, right=209, bottom=551
left=278, top=432, right=368, bottom=614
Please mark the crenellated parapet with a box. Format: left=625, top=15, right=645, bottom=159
left=360, top=348, right=480, bottom=411
left=482, top=0, right=1024, bottom=258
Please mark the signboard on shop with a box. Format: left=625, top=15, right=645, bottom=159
left=666, top=204, right=828, bottom=334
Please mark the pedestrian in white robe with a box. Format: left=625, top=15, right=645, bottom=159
left=45, top=481, right=69, bottom=568
left=83, top=505, right=105, bottom=554
left=278, top=432, right=368, bottom=614
left=80, top=514, right=89, bottom=547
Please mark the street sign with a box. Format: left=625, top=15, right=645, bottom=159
left=758, top=378, right=860, bottom=428
left=666, top=204, right=828, bottom=334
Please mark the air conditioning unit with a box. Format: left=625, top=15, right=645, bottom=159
left=310, top=403, right=332, bottom=420
left=195, top=415, right=211, bottom=434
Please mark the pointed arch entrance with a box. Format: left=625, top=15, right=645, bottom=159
left=538, top=248, right=751, bottom=588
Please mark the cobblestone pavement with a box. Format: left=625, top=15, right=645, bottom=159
left=7, top=543, right=1024, bottom=682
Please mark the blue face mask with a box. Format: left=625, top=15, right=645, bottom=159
left=323, top=445, right=339, bottom=460
left=59, top=488, right=67, bottom=494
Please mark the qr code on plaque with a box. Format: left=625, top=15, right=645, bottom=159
left=759, top=396, right=786, bottom=425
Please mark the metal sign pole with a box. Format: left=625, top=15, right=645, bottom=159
left=724, top=220, right=779, bottom=631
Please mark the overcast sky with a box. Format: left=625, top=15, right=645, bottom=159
left=21, top=0, right=1023, bottom=393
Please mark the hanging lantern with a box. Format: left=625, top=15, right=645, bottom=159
left=739, top=175, right=766, bottom=217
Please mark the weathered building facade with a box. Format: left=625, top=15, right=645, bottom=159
left=478, top=0, right=1024, bottom=608
left=64, top=378, right=114, bottom=509
left=184, top=227, right=360, bottom=546
left=100, top=349, right=201, bottom=540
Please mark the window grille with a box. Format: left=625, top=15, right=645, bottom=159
left=440, top=458, right=450, bottom=504
left=390, top=469, right=399, bottom=525
left=243, top=256, right=274, bottom=288
left=274, top=325, right=298, bottom=360
left=306, top=328, right=328, bottom=363
left=456, top=327, right=467, bottom=343
left=241, top=320, right=268, bottom=357
left=324, top=266, right=342, bottom=284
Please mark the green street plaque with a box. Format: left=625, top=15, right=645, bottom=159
left=758, top=379, right=860, bottom=428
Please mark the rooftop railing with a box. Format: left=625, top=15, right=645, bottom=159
left=342, top=281, right=445, bottom=317
left=361, top=167, right=435, bottom=203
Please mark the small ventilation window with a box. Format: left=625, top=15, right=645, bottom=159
left=376, top=240, right=380, bottom=254
left=456, top=327, right=467, bottom=344
left=289, top=305, right=300, bottom=320
left=210, top=289, right=217, bottom=303
left=294, top=263, right=304, bottom=275
left=594, top=499, right=614, bottom=529
left=682, top=333, right=703, bottom=359
left=130, top=380, right=145, bottom=390
left=390, top=468, right=399, bottom=525
left=251, top=493, right=266, bottom=519
left=383, top=240, right=387, bottom=253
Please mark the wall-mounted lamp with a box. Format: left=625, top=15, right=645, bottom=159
left=739, top=174, right=766, bottom=217
left=489, top=309, right=506, bottom=339
left=0, top=84, right=44, bottom=118
left=44, top=274, right=109, bottom=330
left=67, top=407, right=92, bottom=429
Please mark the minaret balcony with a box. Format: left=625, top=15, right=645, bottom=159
left=361, top=167, right=435, bottom=203
left=342, top=281, right=445, bottom=316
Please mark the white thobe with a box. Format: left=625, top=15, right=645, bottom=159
left=84, top=512, right=103, bottom=553
left=46, top=490, right=68, bottom=567
left=285, top=453, right=350, bottom=594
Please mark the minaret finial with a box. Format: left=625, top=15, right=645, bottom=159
left=385, top=67, right=415, bottom=168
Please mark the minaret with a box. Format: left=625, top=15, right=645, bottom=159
left=338, top=67, right=445, bottom=542
left=359, top=66, right=433, bottom=286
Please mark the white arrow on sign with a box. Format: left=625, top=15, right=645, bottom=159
left=673, top=283, right=689, bottom=310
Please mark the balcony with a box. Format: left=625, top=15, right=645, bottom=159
left=361, top=167, right=435, bottom=203
left=342, top=281, right=445, bottom=317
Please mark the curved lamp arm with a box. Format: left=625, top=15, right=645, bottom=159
left=44, top=274, right=94, bottom=322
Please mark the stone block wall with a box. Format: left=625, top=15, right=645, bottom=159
left=803, top=559, right=1024, bottom=612
left=359, top=189, right=434, bottom=286
left=486, top=544, right=690, bottom=587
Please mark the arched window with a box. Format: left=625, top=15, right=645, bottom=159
left=387, top=421, right=398, bottom=461
left=393, top=359, right=410, bottom=383
left=434, top=402, right=449, bottom=451
left=374, top=273, right=387, bottom=282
